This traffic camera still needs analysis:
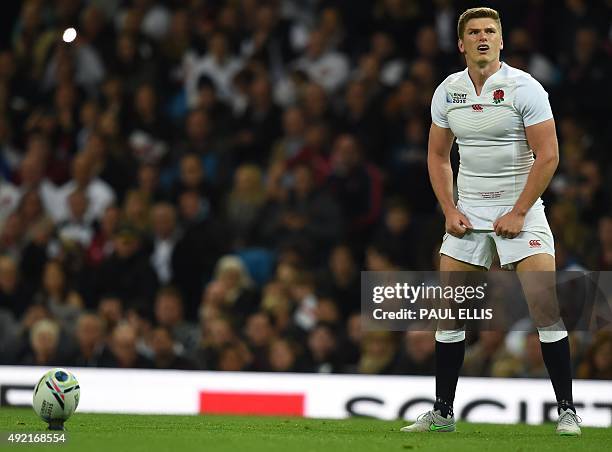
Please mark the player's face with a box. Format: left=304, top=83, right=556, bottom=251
left=459, top=18, right=503, bottom=67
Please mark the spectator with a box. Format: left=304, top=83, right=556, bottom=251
left=77, top=100, right=100, bottom=150
left=256, top=163, right=342, bottom=256
left=513, top=331, right=549, bottom=378
left=292, top=29, right=349, bottom=93
left=17, top=189, right=50, bottom=241
left=260, top=281, right=293, bottom=336
left=270, top=107, right=307, bottom=164
left=34, top=260, right=83, bottom=333
left=372, top=200, right=424, bottom=269
left=370, top=32, right=406, bottom=87
left=42, top=35, right=106, bottom=92
left=386, top=116, right=434, bottom=214
left=149, top=202, right=179, bottom=285
left=300, top=82, right=336, bottom=126
left=54, top=152, right=116, bottom=223
left=0, top=255, right=32, bottom=320
left=225, top=164, right=266, bottom=249
left=337, top=79, right=385, bottom=163
left=575, top=160, right=610, bottom=226
left=196, top=316, right=237, bottom=369
left=149, top=326, right=196, bottom=370
left=69, top=313, right=105, bottom=366
left=577, top=332, right=612, bottom=379
left=3, top=304, right=51, bottom=364
left=232, top=75, right=282, bottom=167
left=87, top=205, right=120, bottom=268
left=127, top=83, right=169, bottom=166
left=212, top=256, right=259, bottom=323
left=326, top=134, right=382, bottom=244
left=317, top=244, right=360, bottom=319
left=19, top=217, right=55, bottom=289
left=559, top=26, right=610, bottom=118
left=290, top=271, right=319, bottom=332
left=172, top=190, right=228, bottom=318
left=57, top=189, right=95, bottom=248
left=269, top=338, right=302, bottom=372
left=153, top=286, right=199, bottom=353
left=304, top=322, right=341, bottom=373
left=0, top=175, right=20, bottom=225
left=506, top=27, right=558, bottom=86
left=184, top=32, right=243, bottom=105
left=393, top=330, right=436, bottom=375
left=594, top=216, right=612, bottom=270
left=122, top=189, right=151, bottom=236
left=15, top=146, right=58, bottom=217
left=414, top=25, right=458, bottom=77
left=244, top=311, right=276, bottom=371
left=358, top=331, right=397, bottom=375
left=98, top=323, right=153, bottom=368
left=108, top=33, right=156, bottom=94
left=169, top=153, right=217, bottom=213
left=135, top=163, right=164, bottom=203
left=365, top=242, right=401, bottom=271
left=97, top=294, right=124, bottom=337
left=241, top=2, right=298, bottom=77
left=96, top=114, right=135, bottom=190
left=79, top=5, right=115, bottom=63
left=124, top=0, right=170, bottom=42
left=463, top=331, right=519, bottom=378
left=217, top=341, right=252, bottom=371
left=0, top=307, right=18, bottom=363
left=94, top=224, right=158, bottom=306
left=21, top=319, right=62, bottom=366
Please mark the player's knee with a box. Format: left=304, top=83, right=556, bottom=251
left=435, top=329, right=466, bottom=343
left=537, top=319, right=568, bottom=343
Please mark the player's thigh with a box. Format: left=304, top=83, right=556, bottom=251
left=493, top=230, right=555, bottom=270
left=440, top=253, right=487, bottom=271
left=515, top=240, right=559, bottom=327
left=439, top=232, right=494, bottom=270
left=438, top=243, right=486, bottom=330
left=515, top=253, right=555, bottom=271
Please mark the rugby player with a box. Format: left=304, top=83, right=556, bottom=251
left=401, top=7, right=580, bottom=436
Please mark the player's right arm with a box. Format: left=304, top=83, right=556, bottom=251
left=427, top=124, right=473, bottom=238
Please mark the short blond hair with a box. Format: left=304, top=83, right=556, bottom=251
left=457, top=7, right=502, bottom=39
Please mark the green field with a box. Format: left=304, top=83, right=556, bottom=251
left=0, top=407, right=609, bottom=452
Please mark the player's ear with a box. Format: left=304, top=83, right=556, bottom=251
left=500, top=38, right=504, bottom=50
left=458, top=39, right=465, bottom=54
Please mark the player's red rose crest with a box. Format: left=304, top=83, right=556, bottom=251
left=493, top=89, right=505, bottom=104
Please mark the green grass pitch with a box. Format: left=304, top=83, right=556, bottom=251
left=1, top=407, right=609, bottom=452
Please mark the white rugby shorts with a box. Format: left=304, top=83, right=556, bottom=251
left=439, top=202, right=555, bottom=269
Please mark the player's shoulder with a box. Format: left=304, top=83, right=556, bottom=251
left=500, top=63, right=545, bottom=91
left=437, top=68, right=469, bottom=90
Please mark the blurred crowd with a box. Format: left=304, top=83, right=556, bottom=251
left=0, top=0, right=611, bottom=379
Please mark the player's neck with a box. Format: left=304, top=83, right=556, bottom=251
left=467, top=60, right=502, bottom=96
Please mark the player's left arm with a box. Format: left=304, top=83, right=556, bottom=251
left=493, top=118, right=559, bottom=238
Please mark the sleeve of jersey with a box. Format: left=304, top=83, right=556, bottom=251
left=430, top=82, right=449, bottom=128
left=515, top=77, right=553, bottom=127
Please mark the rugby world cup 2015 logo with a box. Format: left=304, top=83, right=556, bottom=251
left=493, top=89, right=505, bottom=104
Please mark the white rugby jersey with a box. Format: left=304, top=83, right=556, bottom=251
left=431, top=62, right=553, bottom=207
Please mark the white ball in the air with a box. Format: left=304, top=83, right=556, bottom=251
left=63, top=28, right=77, bottom=43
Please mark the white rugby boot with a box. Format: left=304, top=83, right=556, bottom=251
left=556, top=408, right=581, bottom=436
left=400, top=410, right=456, bottom=433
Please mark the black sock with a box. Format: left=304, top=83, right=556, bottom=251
left=540, top=336, right=575, bottom=413
left=434, top=340, right=465, bottom=418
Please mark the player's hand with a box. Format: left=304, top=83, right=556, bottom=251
left=493, top=210, right=525, bottom=238
left=445, top=208, right=473, bottom=238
